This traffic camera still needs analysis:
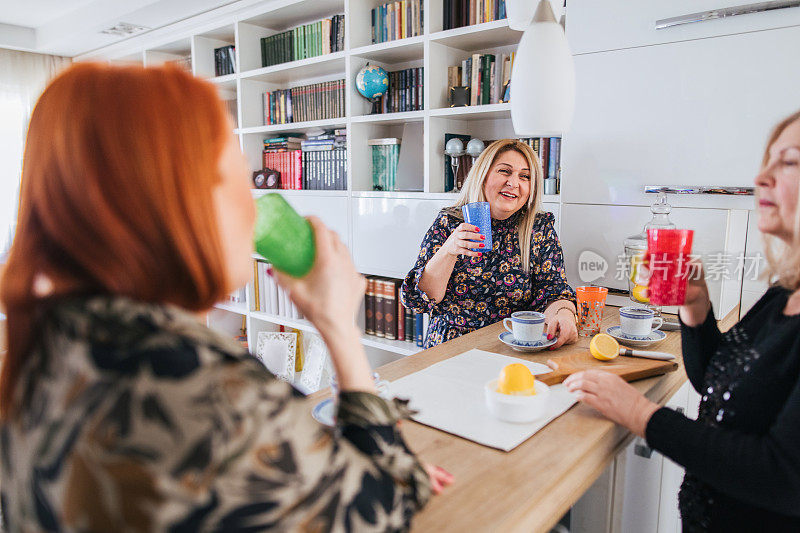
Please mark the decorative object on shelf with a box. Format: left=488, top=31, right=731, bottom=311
left=252, top=169, right=281, bottom=189
left=355, top=63, right=389, bottom=114
left=368, top=138, right=400, bottom=191
left=543, top=178, right=557, bottom=195
left=448, top=85, right=470, bottom=107
left=445, top=136, right=466, bottom=192
left=466, top=138, right=485, bottom=163
left=254, top=194, right=316, bottom=278
left=510, top=0, right=575, bottom=136
left=255, top=331, right=297, bottom=383
left=298, top=334, right=331, bottom=394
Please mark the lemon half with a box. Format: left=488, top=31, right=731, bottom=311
left=497, top=363, right=537, bottom=395
left=590, top=333, right=620, bottom=361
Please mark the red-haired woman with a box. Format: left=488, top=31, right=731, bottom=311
left=0, top=63, right=450, bottom=531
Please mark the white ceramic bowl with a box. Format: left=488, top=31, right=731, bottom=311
left=484, top=379, right=551, bottom=423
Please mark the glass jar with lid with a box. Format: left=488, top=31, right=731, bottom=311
left=624, top=193, right=675, bottom=306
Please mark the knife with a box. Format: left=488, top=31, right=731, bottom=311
left=618, top=348, right=675, bottom=361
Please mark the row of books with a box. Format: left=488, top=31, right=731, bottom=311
left=448, top=52, right=514, bottom=106
left=443, top=0, right=507, bottom=30
left=374, top=67, right=424, bottom=114
left=364, top=278, right=431, bottom=346
left=262, top=80, right=344, bottom=126
left=214, top=45, right=236, bottom=76
left=371, top=0, right=424, bottom=44
left=222, top=287, right=247, bottom=308
left=260, top=132, right=348, bottom=190
left=442, top=134, right=561, bottom=191
left=520, top=137, right=562, bottom=182
left=261, top=14, right=345, bottom=68
left=252, top=260, right=305, bottom=319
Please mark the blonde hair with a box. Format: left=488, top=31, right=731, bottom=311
left=453, top=139, right=544, bottom=272
left=761, top=110, right=800, bottom=291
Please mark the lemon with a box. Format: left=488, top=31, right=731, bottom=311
left=590, top=333, right=620, bottom=361
left=629, top=254, right=643, bottom=283
left=497, top=363, right=537, bottom=396
left=631, top=284, right=650, bottom=303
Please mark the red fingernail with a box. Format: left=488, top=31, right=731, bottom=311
left=547, top=334, right=553, bottom=340
left=478, top=253, right=483, bottom=258
left=267, top=267, right=274, bottom=277
left=480, top=235, right=485, bottom=240
left=478, top=243, right=484, bottom=248
left=474, top=226, right=480, bottom=232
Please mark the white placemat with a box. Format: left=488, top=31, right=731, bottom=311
left=388, top=349, right=579, bottom=452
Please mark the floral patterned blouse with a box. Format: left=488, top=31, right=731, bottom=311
left=0, top=295, right=430, bottom=531
left=402, top=208, right=575, bottom=348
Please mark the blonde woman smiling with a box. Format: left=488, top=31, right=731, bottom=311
left=402, top=139, right=577, bottom=348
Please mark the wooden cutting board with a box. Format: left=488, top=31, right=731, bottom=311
left=539, top=352, right=678, bottom=386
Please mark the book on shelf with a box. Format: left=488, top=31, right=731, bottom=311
left=363, top=277, right=417, bottom=344
left=214, top=45, right=236, bottom=76
left=261, top=14, right=345, bottom=68
left=517, top=136, right=562, bottom=187
left=374, top=67, right=424, bottom=114
left=443, top=0, right=507, bottom=31
left=258, top=131, right=347, bottom=191
left=251, top=259, right=304, bottom=320
left=262, top=80, right=344, bottom=126
left=371, top=0, right=424, bottom=44
left=453, top=52, right=513, bottom=106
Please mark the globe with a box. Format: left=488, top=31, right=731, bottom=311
left=355, top=64, right=389, bottom=100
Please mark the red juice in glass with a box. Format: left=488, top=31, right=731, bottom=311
left=646, top=229, right=694, bottom=306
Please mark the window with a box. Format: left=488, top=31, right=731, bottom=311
left=0, top=97, right=25, bottom=256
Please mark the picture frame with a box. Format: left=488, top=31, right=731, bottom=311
left=255, top=331, right=297, bottom=383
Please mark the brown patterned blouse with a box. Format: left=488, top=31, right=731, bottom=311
left=0, top=296, right=431, bottom=531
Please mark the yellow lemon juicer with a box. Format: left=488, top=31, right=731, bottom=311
left=497, top=363, right=537, bottom=395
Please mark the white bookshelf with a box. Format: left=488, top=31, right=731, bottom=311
left=83, top=0, right=566, bottom=359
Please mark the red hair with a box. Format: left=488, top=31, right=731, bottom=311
left=0, top=63, right=231, bottom=418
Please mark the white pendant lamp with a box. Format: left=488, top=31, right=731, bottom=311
left=510, top=0, right=575, bottom=137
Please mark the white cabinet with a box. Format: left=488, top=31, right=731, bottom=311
left=269, top=192, right=350, bottom=246
left=559, top=204, right=746, bottom=318
left=741, top=210, right=770, bottom=315
left=568, top=0, right=800, bottom=54
left=351, top=197, right=451, bottom=279
left=562, top=25, right=800, bottom=210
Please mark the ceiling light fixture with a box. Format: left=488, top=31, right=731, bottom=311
left=100, top=22, right=150, bottom=37
left=509, top=0, right=575, bottom=137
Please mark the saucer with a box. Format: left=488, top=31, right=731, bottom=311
left=498, top=331, right=557, bottom=352
left=312, top=398, right=335, bottom=427
left=606, top=326, right=666, bottom=348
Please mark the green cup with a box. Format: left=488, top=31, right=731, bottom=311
left=253, top=193, right=316, bottom=278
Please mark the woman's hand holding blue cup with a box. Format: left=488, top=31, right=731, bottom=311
left=442, top=222, right=486, bottom=259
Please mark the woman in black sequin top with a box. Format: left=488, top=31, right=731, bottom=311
left=565, top=110, right=800, bottom=531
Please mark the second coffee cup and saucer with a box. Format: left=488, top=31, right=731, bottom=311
left=498, top=311, right=557, bottom=352
left=606, top=306, right=666, bottom=348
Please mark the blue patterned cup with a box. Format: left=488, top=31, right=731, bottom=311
left=619, top=306, right=663, bottom=338
left=461, top=202, right=493, bottom=251
left=503, top=311, right=546, bottom=344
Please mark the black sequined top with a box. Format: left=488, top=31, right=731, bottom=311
left=645, top=286, right=800, bottom=532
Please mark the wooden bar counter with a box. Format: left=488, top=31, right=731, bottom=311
left=309, top=306, right=737, bottom=532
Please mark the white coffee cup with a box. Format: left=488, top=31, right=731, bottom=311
left=619, top=306, right=663, bottom=338
left=503, top=311, right=546, bottom=344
